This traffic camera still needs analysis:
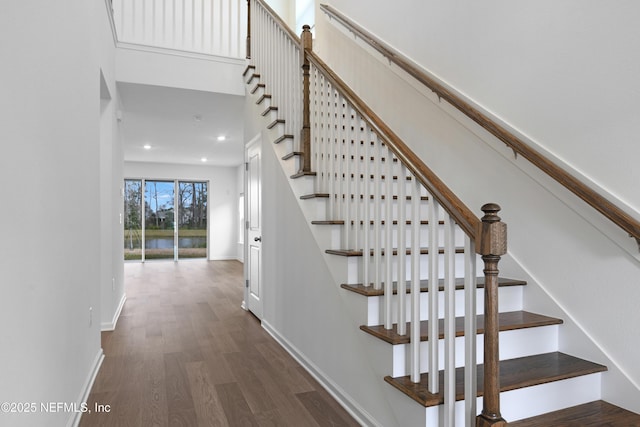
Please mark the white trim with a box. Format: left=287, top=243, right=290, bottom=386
left=261, top=320, right=382, bottom=427
left=68, top=348, right=105, bottom=427
left=101, top=293, right=126, bottom=332
left=116, top=41, right=246, bottom=65
left=209, top=256, right=240, bottom=261
left=103, top=0, right=118, bottom=46
left=510, top=251, right=640, bottom=395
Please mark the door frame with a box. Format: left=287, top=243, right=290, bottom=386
left=243, top=133, right=263, bottom=318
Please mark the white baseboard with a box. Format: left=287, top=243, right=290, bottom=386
left=68, top=348, right=104, bottom=427
left=261, top=320, right=381, bottom=427
left=101, top=293, right=126, bottom=332
left=208, top=256, right=241, bottom=261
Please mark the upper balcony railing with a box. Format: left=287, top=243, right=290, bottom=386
left=112, top=0, right=247, bottom=58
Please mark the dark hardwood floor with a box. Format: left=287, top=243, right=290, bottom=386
left=80, top=260, right=360, bottom=427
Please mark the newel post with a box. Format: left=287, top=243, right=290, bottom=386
left=246, top=0, right=251, bottom=59
left=300, top=25, right=312, bottom=173
left=476, top=203, right=508, bottom=427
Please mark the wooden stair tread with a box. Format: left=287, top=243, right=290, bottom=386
left=291, top=171, right=317, bottom=179
left=267, top=119, right=285, bottom=129
left=247, top=73, right=260, bottom=84
left=250, top=83, right=265, bottom=94
left=340, top=277, right=526, bottom=297
left=311, top=220, right=444, bottom=226
left=262, top=106, right=278, bottom=116
left=326, top=247, right=465, bottom=257
left=350, top=173, right=412, bottom=180
left=300, top=193, right=427, bottom=201
left=347, top=194, right=428, bottom=201
left=273, top=134, right=294, bottom=144
left=384, top=352, right=607, bottom=407
left=361, top=311, right=562, bottom=345
left=301, top=193, right=329, bottom=199
left=282, top=151, right=303, bottom=160
left=509, top=400, right=640, bottom=426
left=256, top=94, right=272, bottom=105
left=242, top=65, right=255, bottom=77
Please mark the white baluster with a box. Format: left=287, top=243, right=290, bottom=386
left=397, top=163, right=407, bottom=336
left=464, top=236, right=477, bottom=427
left=444, top=212, right=456, bottom=427
left=328, top=86, right=336, bottom=219
left=384, top=145, right=393, bottom=329
left=428, top=198, right=440, bottom=393
left=373, top=137, right=382, bottom=291
left=410, top=178, right=421, bottom=382
left=362, top=125, right=371, bottom=287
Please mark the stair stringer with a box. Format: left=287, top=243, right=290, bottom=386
left=245, top=74, right=420, bottom=427
left=500, top=254, right=640, bottom=415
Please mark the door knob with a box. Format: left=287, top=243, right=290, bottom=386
left=254, top=236, right=262, bottom=242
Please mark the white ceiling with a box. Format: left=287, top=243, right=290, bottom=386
left=118, top=82, right=245, bottom=167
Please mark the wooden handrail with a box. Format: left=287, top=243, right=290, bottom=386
left=306, top=49, right=481, bottom=240
left=320, top=4, right=640, bottom=243
left=255, top=0, right=300, bottom=44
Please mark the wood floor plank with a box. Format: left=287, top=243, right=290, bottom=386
left=224, top=351, right=277, bottom=414
left=296, top=390, right=361, bottom=427
left=164, top=352, right=197, bottom=415
left=215, top=382, right=260, bottom=427
left=185, top=361, right=230, bottom=427
left=79, top=261, right=358, bottom=427
left=141, top=351, right=168, bottom=427
left=253, top=368, right=320, bottom=427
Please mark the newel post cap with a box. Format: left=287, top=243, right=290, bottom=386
left=476, top=203, right=507, bottom=256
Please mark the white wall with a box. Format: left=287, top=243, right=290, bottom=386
left=99, top=1, right=127, bottom=332
left=116, top=46, right=246, bottom=96
left=314, top=0, right=640, bottom=412
left=0, top=1, right=103, bottom=426
left=317, top=0, right=640, bottom=217
left=124, top=161, right=239, bottom=260
left=265, top=0, right=296, bottom=30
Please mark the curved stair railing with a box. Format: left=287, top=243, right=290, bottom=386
left=246, top=1, right=508, bottom=425
left=319, top=3, right=640, bottom=250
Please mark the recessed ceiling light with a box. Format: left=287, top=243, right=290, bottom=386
left=143, top=144, right=151, bottom=150
left=201, top=157, right=207, bottom=162
left=217, top=135, right=226, bottom=142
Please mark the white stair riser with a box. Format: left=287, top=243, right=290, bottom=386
left=423, top=373, right=602, bottom=426
left=348, top=223, right=466, bottom=248
left=390, top=325, right=559, bottom=377
left=347, top=253, right=480, bottom=284
left=365, top=285, right=524, bottom=326
left=283, top=154, right=303, bottom=174
left=326, top=198, right=433, bottom=223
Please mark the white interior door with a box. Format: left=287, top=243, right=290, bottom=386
left=246, top=136, right=263, bottom=318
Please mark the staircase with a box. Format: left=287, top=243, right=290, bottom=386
left=243, top=1, right=640, bottom=425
